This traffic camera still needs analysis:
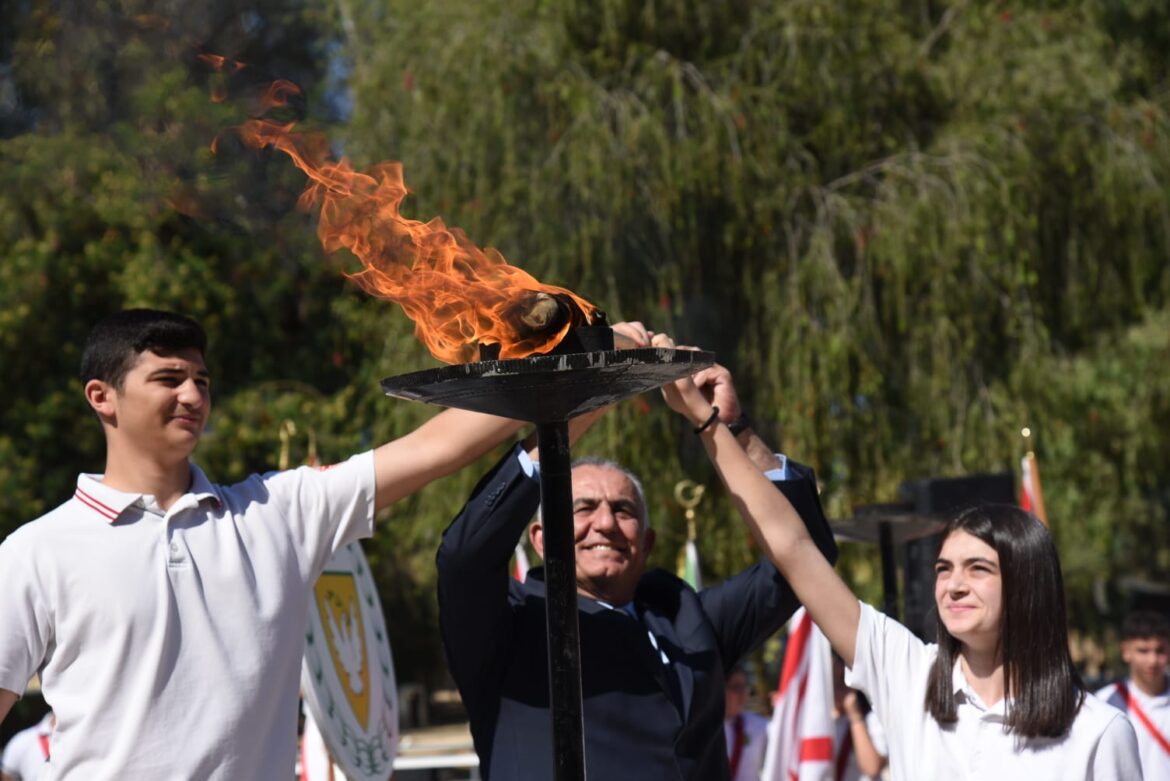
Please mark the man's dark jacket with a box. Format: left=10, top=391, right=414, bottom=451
left=436, top=449, right=837, bottom=780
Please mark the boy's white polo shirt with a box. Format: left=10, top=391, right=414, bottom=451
left=0, top=452, right=376, bottom=780
left=1096, top=677, right=1170, bottom=780
left=845, top=601, right=1142, bottom=781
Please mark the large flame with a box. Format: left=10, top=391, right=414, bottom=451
left=209, top=66, right=599, bottom=364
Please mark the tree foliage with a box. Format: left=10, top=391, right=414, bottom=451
left=1, top=0, right=1168, bottom=683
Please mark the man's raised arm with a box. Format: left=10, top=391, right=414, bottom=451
left=655, top=335, right=861, bottom=667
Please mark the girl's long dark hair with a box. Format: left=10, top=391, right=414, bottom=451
left=925, top=504, right=1084, bottom=738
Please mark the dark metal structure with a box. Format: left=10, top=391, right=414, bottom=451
left=832, top=503, right=944, bottom=619
left=834, top=472, right=1014, bottom=635
left=382, top=345, right=713, bottom=781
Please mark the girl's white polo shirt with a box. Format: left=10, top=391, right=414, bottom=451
left=845, top=601, right=1142, bottom=780
left=0, top=451, right=375, bottom=780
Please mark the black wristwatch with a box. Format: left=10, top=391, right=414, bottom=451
left=727, top=411, right=751, bottom=436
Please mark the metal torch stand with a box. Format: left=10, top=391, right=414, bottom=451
left=536, top=421, right=586, bottom=779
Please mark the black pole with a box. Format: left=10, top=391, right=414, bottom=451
left=536, top=421, right=586, bottom=781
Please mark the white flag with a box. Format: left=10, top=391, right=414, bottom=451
left=760, top=608, right=835, bottom=781
left=680, top=539, right=702, bottom=590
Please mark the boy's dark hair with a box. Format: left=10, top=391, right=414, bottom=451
left=924, top=504, right=1084, bottom=739
left=80, top=309, right=207, bottom=390
left=1121, top=610, right=1170, bottom=642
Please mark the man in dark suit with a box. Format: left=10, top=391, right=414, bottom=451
left=437, top=347, right=837, bottom=780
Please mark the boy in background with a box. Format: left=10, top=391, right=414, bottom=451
left=1097, top=610, right=1170, bottom=779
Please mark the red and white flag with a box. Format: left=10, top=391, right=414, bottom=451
left=1019, top=452, right=1048, bottom=527
left=300, top=701, right=345, bottom=781
left=760, top=608, right=835, bottom=781
left=512, top=542, right=530, bottom=582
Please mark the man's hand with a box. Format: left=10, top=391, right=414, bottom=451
left=655, top=340, right=782, bottom=472
left=612, top=320, right=653, bottom=349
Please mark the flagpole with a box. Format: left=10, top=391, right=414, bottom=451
left=1020, top=427, right=1050, bottom=527
left=673, top=480, right=705, bottom=590
left=279, top=419, right=296, bottom=471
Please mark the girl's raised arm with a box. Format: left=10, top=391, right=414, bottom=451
left=656, top=339, right=861, bottom=665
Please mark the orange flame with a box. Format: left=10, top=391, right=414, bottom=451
left=197, top=53, right=228, bottom=70
left=218, top=79, right=599, bottom=363
left=197, top=53, right=247, bottom=73
left=199, top=54, right=249, bottom=104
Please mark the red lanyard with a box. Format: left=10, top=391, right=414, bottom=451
left=38, top=733, right=50, bottom=759
left=1116, top=681, right=1170, bottom=757
left=728, top=714, right=746, bottom=777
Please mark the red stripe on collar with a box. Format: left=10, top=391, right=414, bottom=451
left=75, top=488, right=121, bottom=522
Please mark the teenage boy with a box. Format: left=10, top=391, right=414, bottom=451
left=1097, top=610, right=1170, bottom=779
left=0, top=309, right=525, bottom=779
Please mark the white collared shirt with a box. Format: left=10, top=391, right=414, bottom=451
left=0, top=712, right=53, bottom=780
left=724, top=709, right=769, bottom=781
left=846, top=602, right=1142, bottom=780
left=1096, top=677, right=1170, bottom=780
left=0, top=453, right=376, bottom=780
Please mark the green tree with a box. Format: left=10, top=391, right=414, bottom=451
left=334, top=0, right=1170, bottom=653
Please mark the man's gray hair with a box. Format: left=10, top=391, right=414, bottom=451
left=570, top=456, right=651, bottom=529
